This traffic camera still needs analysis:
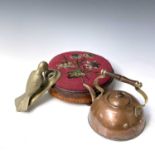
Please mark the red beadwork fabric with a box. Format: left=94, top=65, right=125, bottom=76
left=49, top=51, right=113, bottom=92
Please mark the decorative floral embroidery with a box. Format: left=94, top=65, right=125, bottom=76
left=57, top=53, right=100, bottom=79
left=57, top=61, right=75, bottom=69
left=83, top=53, right=94, bottom=58
left=67, top=69, right=85, bottom=78
left=84, top=60, right=100, bottom=69
left=57, top=56, right=75, bottom=69
left=71, top=53, right=82, bottom=59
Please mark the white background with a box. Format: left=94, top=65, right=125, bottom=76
left=0, top=0, right=155, bottom=155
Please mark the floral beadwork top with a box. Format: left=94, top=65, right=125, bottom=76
left=49, top=51, right=113, bottom=92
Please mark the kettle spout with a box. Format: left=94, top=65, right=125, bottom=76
left=83, top=83, right=96, bottom=102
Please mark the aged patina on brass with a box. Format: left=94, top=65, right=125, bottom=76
left=84, top=70, right=148, bottom=140
left=15, top=61, right=61, bottom=112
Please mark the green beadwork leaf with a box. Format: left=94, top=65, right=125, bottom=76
left=83, top=53, right=95, bottom=58
left=67, top=69, right=85, bottom=78
left=71, top=54, right=81, bottom=59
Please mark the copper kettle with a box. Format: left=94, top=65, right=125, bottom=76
left=83, top=70, right=148, bottom=141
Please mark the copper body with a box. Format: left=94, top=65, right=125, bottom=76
left=84, top=70, right=148, bottom=141
left=89, top=90, right=145, bottom=140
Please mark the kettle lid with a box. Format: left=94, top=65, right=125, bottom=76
left=108, top=91, right=130, bottom=108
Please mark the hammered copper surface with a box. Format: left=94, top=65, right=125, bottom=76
left=88, top=90, right=145, bottom=140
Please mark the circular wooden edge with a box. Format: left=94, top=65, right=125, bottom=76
left=49, top=77, right=113, bottom=104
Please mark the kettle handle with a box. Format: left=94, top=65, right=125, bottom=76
left=101, top=70, right=143, bottom=88
left=97, top=70, right=148, bottom=117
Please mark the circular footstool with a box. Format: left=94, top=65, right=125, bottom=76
left=48, top=51, right=114, bottom=104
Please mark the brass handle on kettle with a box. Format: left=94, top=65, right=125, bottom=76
left=101, top=70, right=142, bottom=88
left=101, top=70, right=148, bottom=117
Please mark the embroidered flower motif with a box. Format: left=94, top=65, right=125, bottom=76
left=83, top=53, right=94, bottom=58
left=71, top=53, right=94, bottom=59
left=84, top=60, right=100, bottom=69
left=56, top=53, right=100, bottom=79
left=67, top=69, right=85, bottom=78
left=71, top=53, right=82, bottom=59
left=57, top=61, right=75, bottom=69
